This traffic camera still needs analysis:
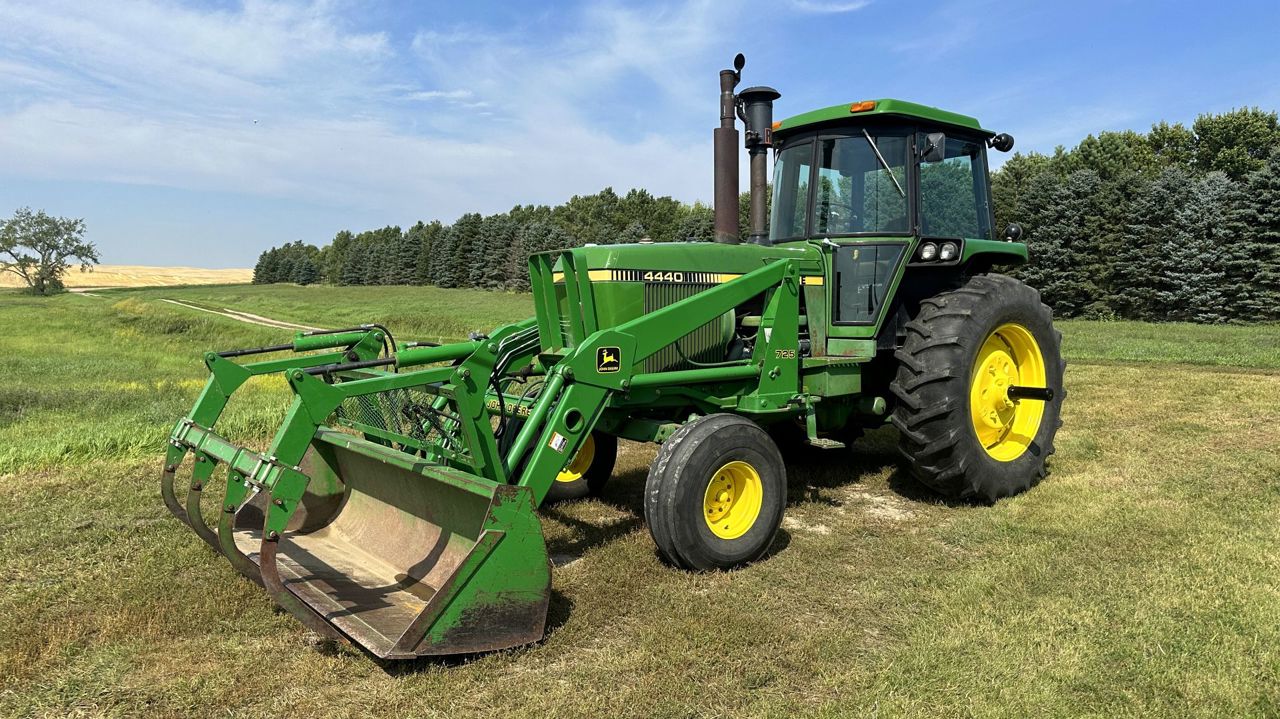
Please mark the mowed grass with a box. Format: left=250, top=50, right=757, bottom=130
left=1, top=284, right=1277, bottom=718
left=1059, top=319, right=1280, bottom=369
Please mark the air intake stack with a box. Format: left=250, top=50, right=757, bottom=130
left=738, top=85, right=781, bottom=245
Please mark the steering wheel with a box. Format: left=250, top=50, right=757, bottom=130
left=817, top=197, right=858, bottom=231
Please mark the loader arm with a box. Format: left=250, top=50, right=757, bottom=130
left=161, top=258, right=805, bottom=658
left=510, top=257, right=800, bottom=505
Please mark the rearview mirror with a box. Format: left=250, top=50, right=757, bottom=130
left=922, top=132, right=947, bottom=163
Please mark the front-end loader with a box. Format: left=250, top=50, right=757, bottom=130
left=161, top=54, right=1063, bottom=659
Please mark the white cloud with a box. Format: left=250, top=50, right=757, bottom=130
left=405, top=90, right=474, bottom=102
left=789, top=0, right=872, bottom=13
left=0, top=0, right=737, bottom=231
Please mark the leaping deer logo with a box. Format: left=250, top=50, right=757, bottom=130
left=598, top=347, right=621, bottom=372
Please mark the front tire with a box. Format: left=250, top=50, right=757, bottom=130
left=644, top=414, right=786, bottom=571
left=500, top=421, right=616, bottom=502
left=547, top=431, right=616, bottom=501
left=890, top=274, right=1064, bottom=503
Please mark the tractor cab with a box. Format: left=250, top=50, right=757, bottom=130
left=767, top=100, right=1020, bottom=334
left=769, top=99, right=1003, bottom=247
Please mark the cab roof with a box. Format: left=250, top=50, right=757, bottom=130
left=774, top=99, right=992, bottom=138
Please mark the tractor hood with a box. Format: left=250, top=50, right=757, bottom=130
left=551, top=240, right=823, bottom=280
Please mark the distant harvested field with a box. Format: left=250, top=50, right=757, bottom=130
left=0, top=264, right=252, bottom=288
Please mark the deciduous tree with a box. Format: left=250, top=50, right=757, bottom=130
left=0, top=207, right=99, bottom=294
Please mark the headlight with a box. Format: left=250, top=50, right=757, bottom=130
left=918, top=242, right=938, bottom=261
left=939, top=242, right=958, bottom=261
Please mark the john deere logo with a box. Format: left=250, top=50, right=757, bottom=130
left=597, top=346, right=621, bottom=373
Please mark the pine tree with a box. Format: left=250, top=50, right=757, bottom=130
left=1089, top=170, right=1147, bottom=316
left=293, top=257, right=320, bottom=285
left=323, top=230, right=354, bottom=284
left=1113, top=168, right=1191, bottom=320
left=675, top=203, right=714, bottom=242
left=252, top=250, right=271, bottom=284
left=619, top=221, right=647, bottom=244
left=1155, top=172, right=1232, bottom=323
left=340, top=238, right=369, bottom=286
left=276, top=255, right=297, bottom=284
left=1223, top=150, right=1280, bottom=320
left=429, top=223, right=458, bottom=288
left=394, top=222, right=424, bottom=285
left=440, top=214, right=482, bottom=288
left=474, top=214, right=516, bottom=288
left=509, top=222, right=548, bottom=292
left=414, top=221, right=444, bottom=285
left=1016, top=171, right=1106, bottom=318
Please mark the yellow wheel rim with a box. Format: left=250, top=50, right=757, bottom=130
left=969, top=323, right=1047, bottom=462
left=702, top=460, right=764, bottom=540
left=556, top=434, right=595, bottom=483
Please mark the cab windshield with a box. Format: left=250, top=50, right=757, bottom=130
left=769, top=127, right=994, bottom=242
left=770, top=131, right=910, bottom=241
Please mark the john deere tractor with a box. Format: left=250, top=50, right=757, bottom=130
left=161, top=54, right=1063, bottom=659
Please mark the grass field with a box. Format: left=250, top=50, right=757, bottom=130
left=0, top=264, right=252, bottom=289
left=1, top=284, right=1277, bottom=718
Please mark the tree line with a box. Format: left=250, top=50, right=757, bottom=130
left=252, top=188, right=745, bottom=291
left=255, top=108, right=1280, bottom=324
left=996, top=107, right=1280, bottom=322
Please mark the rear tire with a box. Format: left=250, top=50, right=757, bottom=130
left=644, top=414, right=786, bottom=570
left=890, top=274, right=1064, bottom=503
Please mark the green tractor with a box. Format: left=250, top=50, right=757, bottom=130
left=161, top=54, right=1063, bottom=659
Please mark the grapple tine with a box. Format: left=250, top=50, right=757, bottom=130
left=184, top=456, right=222, bottom=552
left=218, top=502, right=263, bottom=585
left=259, top=534, right=343, bottom=641
left=160, top=448, right=188, bottom=524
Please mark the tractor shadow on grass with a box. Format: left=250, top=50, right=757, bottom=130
left=375, top=432, right=961, bottom=674
left=552, top=429, right=970, bottom=569
left=779, top=426, right=969, bottom=509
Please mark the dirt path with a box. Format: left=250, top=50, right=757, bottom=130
left=159, top=299, right=325, bottom=331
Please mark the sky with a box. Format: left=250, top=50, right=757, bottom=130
left=1, top=0, right=1278, bottom=268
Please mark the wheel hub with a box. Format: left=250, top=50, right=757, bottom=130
left=968, top=323, right=1048, bottom=462
left=974, top=349, right=1019, bottom=429
left=702, top=461, right=763, bottom=540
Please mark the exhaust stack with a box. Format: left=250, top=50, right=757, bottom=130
left=712, top=54, right=781, bottom=246
left=713, top=55, right=744, bottom=244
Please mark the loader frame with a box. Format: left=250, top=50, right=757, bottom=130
left=162, top=255, right=818, bottom=657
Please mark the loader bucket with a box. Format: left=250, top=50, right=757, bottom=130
left=231, top=429, right=551, bottom=659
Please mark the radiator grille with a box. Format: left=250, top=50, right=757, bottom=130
left=643, top=283, right=732, bottom=373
